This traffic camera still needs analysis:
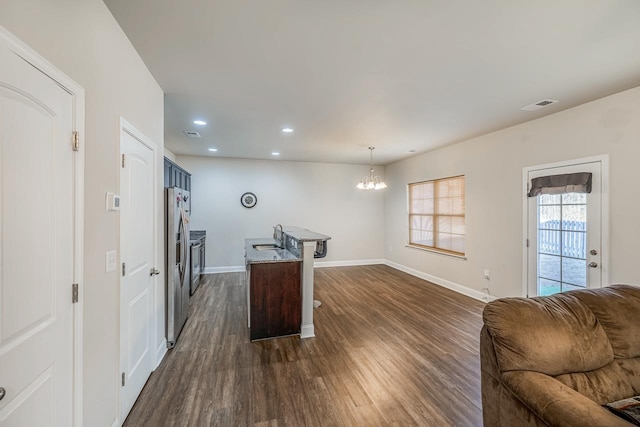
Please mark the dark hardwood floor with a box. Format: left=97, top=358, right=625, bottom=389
left=124, top=265, right=485, bottom=426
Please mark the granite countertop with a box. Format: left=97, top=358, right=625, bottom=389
left=282, top=226, right=331, bottom=242
left=245, top=238, right=302, bottom=264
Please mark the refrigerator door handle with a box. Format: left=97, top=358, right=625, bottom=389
left=179, top=208, right=188, bottom=286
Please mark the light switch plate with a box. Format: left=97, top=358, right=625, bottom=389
left=106, top=250, right=117, bottom=273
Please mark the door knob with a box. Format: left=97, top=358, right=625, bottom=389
left=150, top=268, right=160, bottom=276
left=589, top=262, right=598, bottom=268
left=0, top=387, right=5, bottom=401
left=590, top=249, right=598, bottom=256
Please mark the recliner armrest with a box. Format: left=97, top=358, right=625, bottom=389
left=501, top=371, right=632, bottom=427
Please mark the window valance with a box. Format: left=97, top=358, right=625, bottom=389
left=527, top=172, right=592, bottom=197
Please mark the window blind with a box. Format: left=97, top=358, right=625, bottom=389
left=409, top=175, right=465, bottom=255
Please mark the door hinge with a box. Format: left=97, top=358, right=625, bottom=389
left=121, top=154, right=126, bottom=168
left=122, top=262, right=126, bottom=277
left=526, top=238, right=530, bottom=248
left=72, top=283, right=79, bottom=303
left=72, top=131, right=80, bottom=151
left=121, top=372, right=125, bottom=387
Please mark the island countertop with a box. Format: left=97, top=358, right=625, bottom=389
left=245, top=238, right=302, bottom=264
left=282, top=226, right=331, bottom=242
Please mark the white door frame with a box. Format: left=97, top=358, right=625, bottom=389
left=522, top=155, right=610, bottom=297
left=118, top=117, right=159, bottom=420
left=0, top=25, right=85, bottom=426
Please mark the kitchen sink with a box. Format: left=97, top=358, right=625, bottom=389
left=252, top=244, right=281, bottom=251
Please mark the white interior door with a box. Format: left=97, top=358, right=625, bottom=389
left=0, top=44, right=76, bottom=425
left=526, top=160, right=603, bottom=297
left=120, top=125, right=156, bottom=421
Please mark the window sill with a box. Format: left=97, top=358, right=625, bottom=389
left=405, top=244, right=467, bottom=260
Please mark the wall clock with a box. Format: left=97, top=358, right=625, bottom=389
left=240, top=192, right=257, bottom=208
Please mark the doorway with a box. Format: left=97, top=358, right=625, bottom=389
left=0, top=29, right=84, bottom=426
left=524, top=156, right=608, bottom=297
left=119, top=118, right=158, bottom=422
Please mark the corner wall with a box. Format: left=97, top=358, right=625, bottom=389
left=0, top=2, right=164, bottom=425
left=175, top=156, right=385, bottom=269
left=384, top=86, right=640, bottom=298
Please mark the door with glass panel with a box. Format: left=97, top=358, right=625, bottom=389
left=526, top=161, right=602, bottom=297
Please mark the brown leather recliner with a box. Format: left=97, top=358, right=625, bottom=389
left=481, top=285, right=640, bottom=426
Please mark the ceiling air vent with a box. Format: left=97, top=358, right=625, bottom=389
left=521, top=99, right=559, bottom=112
left=183, top=130, right=201, bottom=138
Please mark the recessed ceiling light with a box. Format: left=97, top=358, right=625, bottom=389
left=208, top=148, right=218, bottom=152
left=193, top=120, right=207, bottom=126
left=271, top=152, right=280, bottom=156
left=281, top=128, right=294, bottom=133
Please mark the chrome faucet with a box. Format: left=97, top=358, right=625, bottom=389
left=273, top=224, right=284, bottom=248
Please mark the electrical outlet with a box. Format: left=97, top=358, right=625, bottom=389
left=483, top=269, right=490, bottom=280
left=106, top=250, right=117, bottom=273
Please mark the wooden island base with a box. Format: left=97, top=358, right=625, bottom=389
left=249, top=260, right=301, bottom=341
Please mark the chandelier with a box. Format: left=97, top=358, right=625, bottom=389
left=356, top=147, right=387, bottom=190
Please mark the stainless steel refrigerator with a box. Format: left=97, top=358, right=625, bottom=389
left=166, top=187, right=191, bottom=348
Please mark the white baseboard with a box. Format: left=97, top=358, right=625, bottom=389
left=203, top=265, right=245, bottom=274
left=203, top=260, right=497, bottom=303
left=300, top=324, right=315, bottom=339
left=384, top=260, right=497, bottom=303
left=155, top=339, right=167, bottom=370
left=314, top=259, right=385, bottom=268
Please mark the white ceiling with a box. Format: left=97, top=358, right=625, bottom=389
left=104, top=0, right=640, bottom=165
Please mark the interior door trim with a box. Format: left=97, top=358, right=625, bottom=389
left=522, top=155, right=609, bottom=297
left=0, top=25, right=86, bottom=426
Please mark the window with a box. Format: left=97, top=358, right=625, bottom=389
left=537, top=193, right=587, bottom=295
left=408, top=175, right=465, bottom=255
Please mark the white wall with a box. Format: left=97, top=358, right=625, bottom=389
left=0, top=2, right=164, bottom=426
left=175, top=156, right=385, bottom=269
left=385, top=86, right=640, bottom=298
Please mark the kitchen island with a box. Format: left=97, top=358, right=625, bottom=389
left=245, top=226, right=331, bottom=341
left=245, top=238, right=302, bottom=340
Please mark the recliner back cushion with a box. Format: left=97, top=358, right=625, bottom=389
left=571, top=285, right=640, bottom=358
left=483, top=293, right=613, bottom=375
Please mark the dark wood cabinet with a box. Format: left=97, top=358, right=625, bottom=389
left=164, top=157, right=191, bottom=191
left=249, top=261, right=302, bottom=341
